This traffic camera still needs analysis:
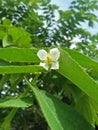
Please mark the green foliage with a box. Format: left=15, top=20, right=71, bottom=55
left=0, top=0, right=98, bottom=54
left=58, top=49, right=98, bottom=103
left=26, top=80, right=94, bottom=130
left=0, top=19, right=31, bottom=47
left=0, top=48, right=39, bottom=62
left=0, top=46, right=98, bottom=129
left=0, top=0, right=98, bottom=130
left=0, top=97, right=33, bottom=108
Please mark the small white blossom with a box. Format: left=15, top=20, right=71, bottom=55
left=37, top=48, right=60, bottom=70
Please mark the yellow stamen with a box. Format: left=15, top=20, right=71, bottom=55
left=45, top=54, right=53, bottom=64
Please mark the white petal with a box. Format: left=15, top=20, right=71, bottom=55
left=40, top=62, right=49, bottom=70
left=37, top=49, right=47, bottom=61
left=51, top=61, right=59, bottom=70
left=49, top=48, right=60, bottom=61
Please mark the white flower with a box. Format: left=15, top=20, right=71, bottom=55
left=37, top=48, right=60, bottom=70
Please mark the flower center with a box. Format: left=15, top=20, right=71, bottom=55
left=45, top=54, right=53, bottom=64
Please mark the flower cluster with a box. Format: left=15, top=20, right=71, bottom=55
left=37, top=48, right=60, bottom=70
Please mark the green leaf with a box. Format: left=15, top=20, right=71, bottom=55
left=0, top=97, right=33, bottom=108
left=0, top=65, right=44, bottom=74
left=0, top=31, right=6, bottom=40
left=64, top=48, right=98, bottom=79
left=0, top=48, right=39, bottom=63
left=3, top=19, right=12, bottom=26
left=9, top=74, right=23, bottom=86
left=68, top=85, right=98, bottom=126
left=8, top=27, right=31, bottom=48
left=26, top=81, right=94, bottom=130
left=75, top=95, right=97, bottom=126
left=58, top=49, right=98, bottom=103
left=64, top=48, right=98, bottom=69
left=1, top=108, right=17, bottom=130
left=3, top=35, right=12, bottom=47
left=0, top=59, right=10, bottom=66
